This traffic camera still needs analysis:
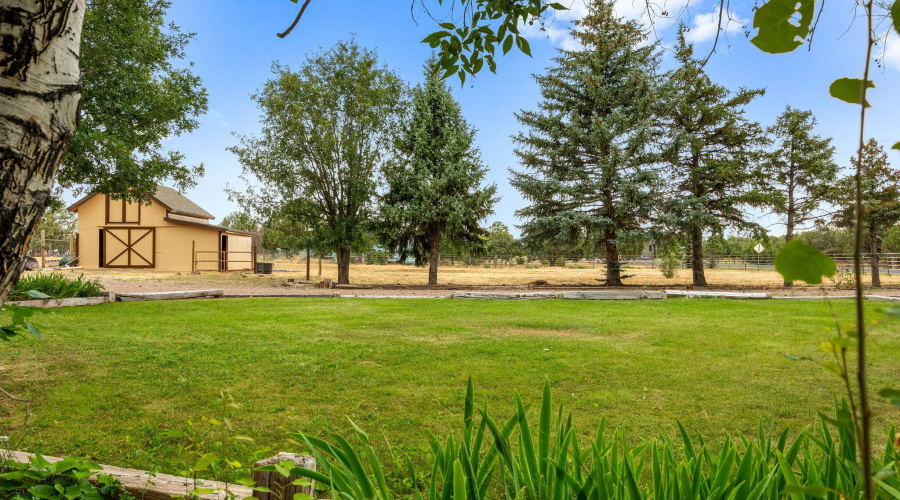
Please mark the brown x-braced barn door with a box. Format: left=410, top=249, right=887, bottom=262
left=103, top=227, right=155, bottom=268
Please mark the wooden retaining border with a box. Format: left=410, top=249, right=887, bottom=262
left=772, top=295, right=853, bottom=300
left=116, top=289, right=224, bottom=302
left=1, top=450, right=315, bottom=500
left=865, top=295, right=900, bottom=302
left=561, top=291, right=666, bottom=300
left=665, top=290, right=772, bottom=300
left=452, top=291, right=560, bottom=300
left=223, top=293, right=340, bottom=298
left=5, top=296, right=110, bottom=308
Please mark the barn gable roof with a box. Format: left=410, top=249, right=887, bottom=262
left=67, top=185, right=215, bottom=220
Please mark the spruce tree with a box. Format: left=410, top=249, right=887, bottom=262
left=763, top=106, right=838, bottom=286
left=509, top=2, right=662, bottom=287
left=660, top=31, right=768, bottom=287
left=376, top=59, right=498, bottom=285
left=833, top=139, right=900, bottom=287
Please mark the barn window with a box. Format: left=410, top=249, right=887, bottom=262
left=106, top=195, right=141, bottom=224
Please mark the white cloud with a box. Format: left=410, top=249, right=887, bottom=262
left=881, top=29, right=900, bottom=71
left=683, top=7, right=749, bottom=44
left=518, top=0, right=697, bottom=51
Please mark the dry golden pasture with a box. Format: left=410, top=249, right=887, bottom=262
left=51, top=259, right=900, bottom=291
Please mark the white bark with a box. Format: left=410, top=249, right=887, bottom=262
left=0, top=0, right=85, bottom=303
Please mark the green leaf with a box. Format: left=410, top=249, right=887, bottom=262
left=885, top=306, right=900, bottom=318
left=892, top=0, right=900, bottom=35
left=750, top=0, right=815, bottom=53
left=774, top=240, right=837, bottom=285
left=452, top=459, right=466, bottom=500
left=25, top=322, right=43, bottom=340
left=502, top=34, right=514, bottom=54
left=892, top=142, right=900, bottom=151
left=822, top=361, right=842, bottom=375
left=829, top=77, right=875, bottom=107
left=192, top=452, right=218, bottom=471
left=24, top=290, right=51, bottom=299
left=515, top=36, right=532, bottom=57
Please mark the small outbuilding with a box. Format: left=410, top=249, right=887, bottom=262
left=68, top=186, right=257, bottom=272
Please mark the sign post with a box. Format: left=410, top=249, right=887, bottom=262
left=754, top=243, right=764, bottom=270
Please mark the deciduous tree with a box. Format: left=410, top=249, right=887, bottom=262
left=510, top=2, right=662, bottom=286
left=61, top=0, right=208, bottom=201
left=376, top=61, right=497, bottom=285
left=228, top=40, right=404, bottom=285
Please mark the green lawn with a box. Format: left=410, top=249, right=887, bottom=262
left=1, top=297, right=898, bottom=479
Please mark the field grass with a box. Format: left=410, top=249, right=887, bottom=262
left=1, top=298, right=898, bottom=482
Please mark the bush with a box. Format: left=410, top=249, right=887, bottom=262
left=516, top=256, right=526, bottom=265
left=539, top=259, right=549, bottom=266
left=555, top=256, right=565, bottom=267
left=659, top=246, right=682, bottom=279
left=0, top=455, right=126, bottom=500
left=286, top=382, right=900, bottom=500
left=10, top=273, right=105, bottom=301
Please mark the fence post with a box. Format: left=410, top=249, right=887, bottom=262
left=318, top=255, right=322, bottom=277
left=191, top=240, right=196, bottom=273
left=252, top=453, right=316, bottom=500
left=306, top=249, right=311, bottom=281
left=40, top=230, right=45, bottom=268
left=68, top=233, right=74, bottom=255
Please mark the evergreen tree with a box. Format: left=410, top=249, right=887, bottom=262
left=762, top=106, right=838, bottom=285
left=833, top=139, right=900, bottom=287
left=509, top=2, right=662, bottom=286
left=659, top=31, right=768, bottom=287
left=377, top=60, right=498, bottom=285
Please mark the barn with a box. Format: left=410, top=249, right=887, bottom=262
left=67, top=186, right=257, bottom=272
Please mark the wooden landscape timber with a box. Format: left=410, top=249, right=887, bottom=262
left=223, top=293, right=340, bottom=298
left=452, top=291, right=560, bottom=300
left=1, top=450, right=256, bottom=500
left=115, top=289, right=224, bottom=301
left=5, top=296, right=110, bottom=308
left=864, top=295, right=900, bottom=302
left=666, top=290, right=772, bottom=299
left=773, top=295, right=853, bottom=300
left=560, top=291, right=666, bottom=300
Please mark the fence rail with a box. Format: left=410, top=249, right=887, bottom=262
left=256, top=251, right=900, bottom=275
left=194, top=250, right=254, bottom=272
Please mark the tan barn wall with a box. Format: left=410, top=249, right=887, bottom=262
left=225, top=234, right=253, bottom=271
left=74, top=195, right=105, bottom=269
left=156, top=225, right=220, bottom=272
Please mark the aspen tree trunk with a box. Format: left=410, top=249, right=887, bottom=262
left=427, top=232, right=439, bottom=285
left=0, top=0, right=86, bottom=304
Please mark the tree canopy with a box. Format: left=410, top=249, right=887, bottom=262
left=60, top=0, right=208, bottom=202
left=228, top=40, right=405, bottom=284
left=510, top=2, right=662, bottom=286
left=376, top=59, right=497, bottom=285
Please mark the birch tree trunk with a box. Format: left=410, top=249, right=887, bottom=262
left=0, top=0, right=85, bottom=304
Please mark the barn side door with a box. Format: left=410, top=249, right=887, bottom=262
left=103, top=227, right=156, bottom=268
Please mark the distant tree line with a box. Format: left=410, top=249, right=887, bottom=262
left=220, top=5, right=900, bottom=288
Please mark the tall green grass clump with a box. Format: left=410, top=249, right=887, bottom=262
left=9, top=273, right=104, bottom=301
left=279, top=380, right=900, bottom=500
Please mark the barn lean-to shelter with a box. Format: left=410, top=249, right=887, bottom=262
left=67, top=186, right=256, bottom=272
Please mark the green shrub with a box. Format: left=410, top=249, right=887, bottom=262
left=539, top=259, right=549, bottom=266
left=0, top=455, right=126, bottom=500
left=285, top=381, right=899, bottom=500
left=10, top=273, right=105, bottom=301
left=555, top=256, right=565, bottom=267
left=516, top=256, right=526, bottom=265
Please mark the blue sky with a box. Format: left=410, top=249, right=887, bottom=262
left=92, top=0, right=900, bottom=237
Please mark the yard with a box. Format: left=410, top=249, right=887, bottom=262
left=1, top=297, right=898, bottom=483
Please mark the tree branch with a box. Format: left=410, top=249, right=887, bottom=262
left=277, top=0, right=313, bottom=39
